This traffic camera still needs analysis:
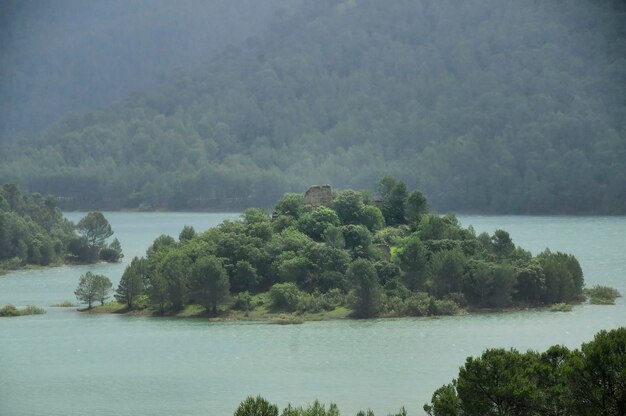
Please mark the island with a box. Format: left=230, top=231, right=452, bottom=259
left=94, top=176, right=619, bottom=320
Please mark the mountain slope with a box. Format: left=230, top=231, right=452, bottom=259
left=2, top=0, right=625, bottom=213
left=0, top=0, right=293, bottom=138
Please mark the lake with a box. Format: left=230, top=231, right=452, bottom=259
left=1, top=213, right=624, bottom=415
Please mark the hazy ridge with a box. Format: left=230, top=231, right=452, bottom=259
left=1, top=0, right=625, bottom=213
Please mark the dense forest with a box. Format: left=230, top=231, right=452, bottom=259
left=0, top=183, right=122, bottom=271
left=113, top=177, right=594, bottom=318
left=2, top=0, right=625, bottom=213
left=0, top=0, right=293, bottom=137
left=228, top=327, right=626, bottom=416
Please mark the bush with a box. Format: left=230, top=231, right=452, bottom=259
left=431, top=299, right=459, bottom=315
left=99, top=247, right=121, bottom=263
left=232, top=292, right=253, bottom=311
left=269, top=283, right=302, bottom=311
left=319, top=288, right=345, bottom=310
left=234, top=396, right=278, bottom=416
left=550, top=303, right=573, bottom=312
left=382, top=294, right=405, bottom=315
left=134, top=294, right=150, bottom=310
left=584, top=285, right=621, bottom=305
left=404, top=292, right=431, bottom=316
left=296, top=292, right=322, bottom=314
left=281, top=401, right=340, bottom=416
left=0, top=304, right=20, bottom=317
left=0, top=304, right=46, bottom=317
left=21, top=305, right=45, bottom=315
left=0, top=257, right=23, bottom=272
left=50, top=300, right=77, bottom=307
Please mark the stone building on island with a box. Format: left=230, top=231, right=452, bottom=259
left=304, top=185, right=332, bottom=207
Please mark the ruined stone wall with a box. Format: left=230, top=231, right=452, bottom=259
left=304, top=185, right=332, bottom=207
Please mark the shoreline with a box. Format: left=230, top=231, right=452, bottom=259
left=79, top=301, right=584, bottom=324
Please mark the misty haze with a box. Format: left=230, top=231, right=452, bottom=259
left=1, top=1, right=625, bottom=415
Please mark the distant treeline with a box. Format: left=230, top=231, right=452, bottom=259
left=0, top=0, right=293, bottom=136
left=0, top=183, right=122, bottom=271
left=115, top=177, right=588, bottom=317
left=1, top=0, right=625, bottom=213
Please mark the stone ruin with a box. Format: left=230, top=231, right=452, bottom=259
left=304, top=185, right=332, bottom=207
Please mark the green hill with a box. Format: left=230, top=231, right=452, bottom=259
left=2, top=0, right=625, bottom=213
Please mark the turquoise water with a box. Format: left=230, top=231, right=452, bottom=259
left=1, top=213, right=625, bottom=415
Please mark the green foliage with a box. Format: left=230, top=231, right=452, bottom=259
left=75, top=272, right=112, bottom=309
left=50, top=300, right=77, bottom=307
left=115, top=257, right=146, bottom=308
left=0, top=183, right=76, bottom=266
left=76, top=212, right=113, bottom=249
left=378, top=175, right=408, bottom=226
left=0, top=304, right=45, bottom=317
left=232, top=260, right=260, bottom=293
left=297, top=206, right=341, bottom=240
left=333, top=190, right=366, bottom=225
left=538, top=250, right=584, bottom=304
left=397, top=235, right=428, bottom=290
left=347, top=259, right=381, bottom=318
left=20, top=305, right=46, bottom=316
left=234, top=396, right=279, bottom=416
left=424, top=384, right=461, bottom=416
left=68, top=212, right=119, bottom=263
left=233, top=396, right=408, bottom=416
left=127, top=180, right=590, bottom=317
left=189, top=255, right=230, bottom=314
left=274, top=194, right=307, bottom=219
left=428, top=249, right=466, bottom=297
left=514, top=263, right=546, bottom=305
left=584, top=285, right=622, bottom=305
left=94, top=274, right=113, bottom=305
left=564, top=328, right=626, bottom=416
left=463, top=261, right=517, bottom=308
left=269, top=283, right=302, bottom=312
left=0, top=304, right=20, bottom=317
left=359, top=205, right=385, bottom=233
left=280, top=401, right=340, bottom=416
left=425, top=327, right=626, bottom=416
left=231, top=291, right=253, bottom=311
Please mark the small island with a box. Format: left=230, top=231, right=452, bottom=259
left=90, top=176, right=619, bottom=321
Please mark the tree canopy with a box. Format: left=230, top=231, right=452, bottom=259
left=0, top=183, right=120, bottom=270
left=424, top=327, right=626, bottom=416
left=115, top=177, right=600, bottom=317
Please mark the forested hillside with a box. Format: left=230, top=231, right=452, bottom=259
left=2, top=0, right=625, bottom=213
left=0, top=0, right=293, bottom=137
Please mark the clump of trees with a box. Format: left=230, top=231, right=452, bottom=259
left=74, top=272, right=113, bottom=309
left=233, top=395, right=406, bottom=416
left=424, top=326, right=626, bottom=416
left=0, top=183, right=122, bottom=270
left=114, top=176, right=595, bottom=318
left=67, top=212, right=123, bottom=263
